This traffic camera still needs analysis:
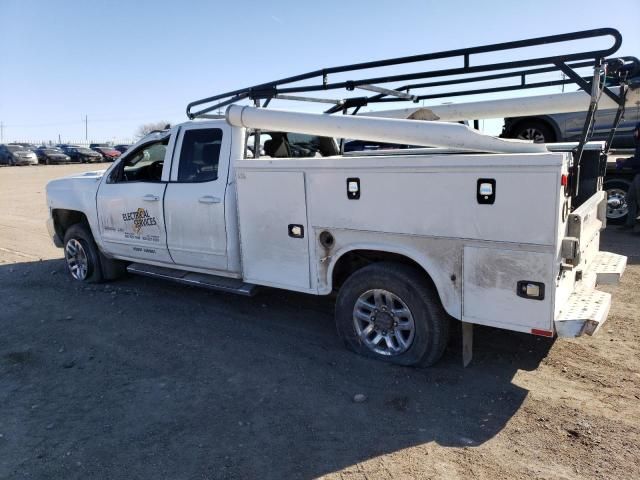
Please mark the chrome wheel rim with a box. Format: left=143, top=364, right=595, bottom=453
left=516, top=128, right=546, bottom=143
left=606, top=188, right=628, bottom=219
left=353, top=289, right=415, bottom=356
left=65, top=239, right=89, bottom=280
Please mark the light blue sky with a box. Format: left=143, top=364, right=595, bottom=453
left=1, top=0, right=638, bottom=143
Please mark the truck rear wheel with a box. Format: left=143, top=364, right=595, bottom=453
left=335, top=262, right=449, bottom=367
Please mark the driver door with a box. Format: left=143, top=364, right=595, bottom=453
left=96, top=133, right=175, bottom=263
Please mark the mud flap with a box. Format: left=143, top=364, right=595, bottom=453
left=462, top=321, right=473, bottom=367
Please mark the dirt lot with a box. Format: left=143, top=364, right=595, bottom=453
left=0, top=164, right=639, bottom=480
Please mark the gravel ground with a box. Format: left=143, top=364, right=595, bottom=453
left=0, top=164, right=639, bottom=480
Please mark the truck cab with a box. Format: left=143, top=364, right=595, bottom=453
left=95, top=122, right=236, bottom=272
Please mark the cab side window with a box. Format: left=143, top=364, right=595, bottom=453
left=110, top=139, right=168, bottom=183
left=177, top=129, right=222, bottom=183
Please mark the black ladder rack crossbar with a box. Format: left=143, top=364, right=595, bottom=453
left=186, top=28, right=625, bottom=119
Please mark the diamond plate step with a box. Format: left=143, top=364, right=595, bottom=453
left=589, top=251, right=627, bottom=285
left=555, top=289, right=611, bottom=337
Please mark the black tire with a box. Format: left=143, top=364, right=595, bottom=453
left=335, top=262, right=450, bottom=367
left=511, top=120, right=556, bottom=143
left=604, top=178, right=631, bottom=225
left=62, top=224, right=127, bottom=283
left=63, top=224, right=104, bottom=283
left=45, top=157, right=50, bottom=165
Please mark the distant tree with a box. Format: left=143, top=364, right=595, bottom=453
left=135, top=121, right=171, bottom=138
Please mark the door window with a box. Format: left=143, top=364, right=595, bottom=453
left=177, top=129, right=223, bottom=183
left=109, top=139, right=168, bottom=183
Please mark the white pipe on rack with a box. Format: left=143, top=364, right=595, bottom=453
left=225, top=105, right=548, bottom=154
left=358, top=87, right=640, bottom=122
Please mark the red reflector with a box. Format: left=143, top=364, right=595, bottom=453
left=561, top=174, right=568, bottom=186
left=531, top=328, right=554, bottom=337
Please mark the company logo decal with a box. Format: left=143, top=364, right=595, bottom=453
left=122, top=208, right=158, bottom=234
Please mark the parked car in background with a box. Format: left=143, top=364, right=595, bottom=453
left=501, top=71, right=640, bottom=147
left=34, top=147, right=74, bottom=165
left=91, top=146, right=121, bottom=162
left=12, top=142, right=39, bottom=150
left=60, top=146, right=103, bottom=163
left=0, top=144, right=38, bottom=166
left=113, top=144, right=131, bottom=154
left=501, top=108, right=640, bottom=147
left=500, top=68, right=640, bottom=224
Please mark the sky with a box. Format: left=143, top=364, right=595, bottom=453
left=0, top=0, right=639, bottom=143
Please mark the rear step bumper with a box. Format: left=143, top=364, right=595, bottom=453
left=127, top=263, right=259, bottom=296
left=555, top=251, right=626, bottom=337
left=590, top=251, right=627, bottom=285
left=555, top=290, right=611, bottom=337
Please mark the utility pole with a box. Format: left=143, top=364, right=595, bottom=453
left=84, top=115, right=88, bottom=141
left=0, top=121, right=3, bottom=143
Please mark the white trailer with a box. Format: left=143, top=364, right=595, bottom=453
left=45, top=29, right=631, bottom=367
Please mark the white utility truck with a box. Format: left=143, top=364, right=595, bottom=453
left=46, top=29, right=632, bottom=366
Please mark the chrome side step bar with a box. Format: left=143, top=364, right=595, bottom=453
left=127, top=263, right=258, bottom=296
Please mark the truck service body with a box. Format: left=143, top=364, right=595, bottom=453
left=46, top=105, right=626, bottom=366
left=45, top=29, right=631, bottom=366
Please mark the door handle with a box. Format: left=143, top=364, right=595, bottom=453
left=198, top=195, right=221, bottom=204
left=143, top=194, right=159, bottom=202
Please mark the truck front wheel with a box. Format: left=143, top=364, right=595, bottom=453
left=335, top=262, right=450, bottom=367
left=62, top=224, right=127, bottom=283
left=63, top=225, right=104, bottom=282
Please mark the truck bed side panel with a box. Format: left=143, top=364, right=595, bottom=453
left=462, top=246, right=554, bottom=332
left=235, top=153, right=566, bottom=328
left=306, top=170, right=559, bottom=246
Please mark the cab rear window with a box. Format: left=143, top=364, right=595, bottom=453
left=177, top=128, right=222, bottom=183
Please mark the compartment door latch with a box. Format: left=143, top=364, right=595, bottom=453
left=477, top=178, right=496, bottom=204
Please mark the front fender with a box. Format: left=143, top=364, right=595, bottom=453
left=46, top=172, right=104, bottom=244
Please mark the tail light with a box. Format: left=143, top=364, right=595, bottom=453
left=561, top=174, right=568, bottom=187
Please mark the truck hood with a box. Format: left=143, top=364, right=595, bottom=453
left=58, top=169, right=106, bottom=180
left=46, top=170, right=107, bottom=213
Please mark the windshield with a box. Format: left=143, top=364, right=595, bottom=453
left=77, top=148, right=95, bottom=154
left=43, top=149, right=62, bottom=154
left=7, top=145, right=25, bottom=152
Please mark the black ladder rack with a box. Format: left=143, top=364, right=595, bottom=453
left=186, top=28, right=631, bottom=119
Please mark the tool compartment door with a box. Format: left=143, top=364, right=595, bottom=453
left=462, top=246, right=554, bottom=332
left=236, top=170, right=311, bottom=292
